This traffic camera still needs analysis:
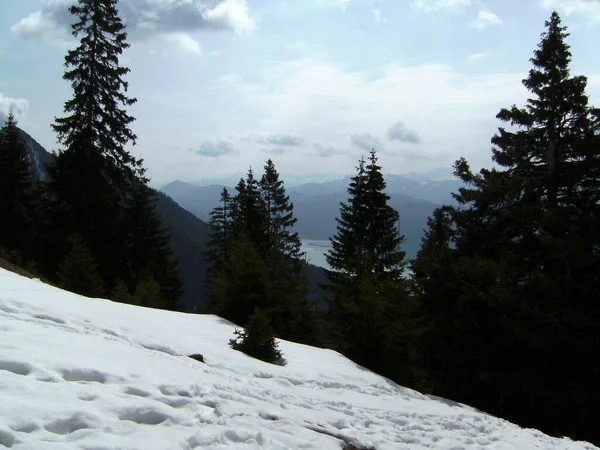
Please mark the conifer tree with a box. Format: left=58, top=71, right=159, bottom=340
left=229, top=307, right=283, bottom=364
left=206, top=187, right=233, bottom=274
left=52, top=0, right=141, bottom=183
left=419, top=11, right=600, bottom=443
left=325, top=150, right=411, bottom=378
left=132, top=274, right=167, bottom=309
left=0, top=112, right=39, bottom=261
left=122, top=179, right=183, bottom=310
left=57, top=235, right=105, bottom=298
left=46, top=0, right=150, bottom=290
left=209, top=235, right=274, bottom=326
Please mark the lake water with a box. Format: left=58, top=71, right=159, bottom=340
left=300, top=239, right=331, bottom=270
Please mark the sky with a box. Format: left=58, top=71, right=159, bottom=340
left=1, top=0, right=600, bottom=186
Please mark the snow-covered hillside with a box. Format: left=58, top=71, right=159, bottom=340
left=0, top=268, right=596, bottom=450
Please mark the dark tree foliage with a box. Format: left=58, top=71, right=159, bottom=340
left=132, top=274, right=167, bottom=309
left=45, top=0, right=182, bottom=308
left=52, top=0, right=141, bottom=183
left=260, top=159, right=302, bottom=259
left=209, top=234, right=275, bottom=326
left=414, top=11, right=600, bottom=444
left=325, top=150, right=413, bottom=381
left=206, top=162, right=320, bottom=344
left=122, top=179, right=183, bottom=310
left=229, top=307, right=283, bottom=364
left=0, top=112, right=40, bottom=261
left=206, top=187, right=233, bottom=275
left=57, top=234, right=105, bottom=298
left=47, top=0, right=139, bottom=288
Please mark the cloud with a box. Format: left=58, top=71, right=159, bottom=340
left=472, top=10, right=503, bottom=30
left=142, top=32, right=202, bottom=55
left=350, top=133, right=383, bottom=151
left=12, top=0, right=255, bottom=50
left=468, top=52, right=489, bottom=60
left=211, top=57, right=531, bottom=175
left=388, top=121, right=421, bottom=144
left=243, top=132, right=304, bottom=146
left=194, top=138, right=236, bottom=157
left=412, top=0, right=474, bottom=11
left=313, top=143, right=347, bottom=157
left=0, top=93, right=29, bottom=123
left=540, top=0, right=600, bottom=20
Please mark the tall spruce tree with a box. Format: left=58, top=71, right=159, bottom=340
left=418, top=11, right=600, bottom=444
left=325, top=150, right=412, bottom=379
left=0, top=112, right=39, bottom=261
left=46, top=0, right=156, bottom=292
left=206, top=187, right=233, bottom=274
left=52, top=0, right=141, bottom=183
left=122, top=179, right=183, bottom=310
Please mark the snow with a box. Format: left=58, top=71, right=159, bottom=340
left=0, top=268, right=597, bottom=450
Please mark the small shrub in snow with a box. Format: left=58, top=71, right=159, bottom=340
left=229, top=308, right=282, bottom=364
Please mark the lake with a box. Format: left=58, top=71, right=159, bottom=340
left=300, top=239, right=331, bottom=270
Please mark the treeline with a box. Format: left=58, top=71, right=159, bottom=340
left=203, top=11, right=600, bottom=446
left=0, top=0, right=182, bottom=310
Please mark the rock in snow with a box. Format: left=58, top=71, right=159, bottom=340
left=0, top=268, right=597, bottom=449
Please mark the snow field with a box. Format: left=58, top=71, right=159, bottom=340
left=0, top=268, right=597, bottom=449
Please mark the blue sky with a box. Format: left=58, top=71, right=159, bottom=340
left=1, top=0, right=600, bottom=186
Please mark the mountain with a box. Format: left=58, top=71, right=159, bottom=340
left=1, top=268, right=595, bottom=449
left=161, top=178, right=450, bottom=259
left=289, top=174, right=462, bottom=205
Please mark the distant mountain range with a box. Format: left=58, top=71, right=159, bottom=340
left=161, top=175, right=462, bottom=259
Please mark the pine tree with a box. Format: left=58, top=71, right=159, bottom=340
left=122, top=179, right=183, bottom=310
left=0, top=112, right=39, bottom=261
left=52, top=0, right=141, bottom=183
left=132, top=274, right=167, bottom=309
left=229, top=307, right=283, bottom=364
left=112, top=279, right=132, bottom=303
left=232, top=168, right=268, bottom=246
left=206, top=187, right=233, bottom=274
left=422, top=11, right=600, bottom=443
left=46, top=0, right=146, bottom=289
left=325, top=150, right=411, bottom=378
left=209, top=235, right=274, bottom=327
left=57, top=234, right=105, bottom=298
left=260, top=159, right=302, bottom=259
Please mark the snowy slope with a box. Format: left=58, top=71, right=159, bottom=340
left=0, top=268, right=597, bottom=450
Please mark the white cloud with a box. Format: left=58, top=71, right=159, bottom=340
left=194, top=138, right=236, bottom=157
left=142, top=32, right=202, bottom=55
left=468, top=52, right=489, bottom=60
left=313, top=142, right=345, bottom=157
left=412, top=0, right=474, bottom=11
left=350, top=133, right=383, bottom=151
left=12, top=0, right=255, bottom=49
left=472, top=10, right=503, bottom=30
left=203, top=0, right=255, bottom=34
left=540, top=0, right=600, bottom=20
left=0, top=93, right=29, bottom=123
left=210, top=58, right=531, bottom=174
left=242, top=132, right=304, bottom=146
left=388, top=121, right=421, bottom=144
